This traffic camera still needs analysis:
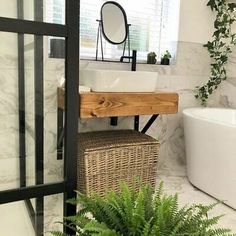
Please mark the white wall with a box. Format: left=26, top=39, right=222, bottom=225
left=178, top=0, right=215, bottom=43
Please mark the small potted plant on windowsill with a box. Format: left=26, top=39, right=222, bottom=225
left=161, top=50, right=171, bottom=65
left=147, top=51, right=157, bottom=64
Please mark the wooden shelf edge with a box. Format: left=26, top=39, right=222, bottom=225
left=57, top=87, right=179, bottom=118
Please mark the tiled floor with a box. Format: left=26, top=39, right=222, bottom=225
left=157, top=174, right=236, bottom=231
left=1, top=173, right=236, bottom=235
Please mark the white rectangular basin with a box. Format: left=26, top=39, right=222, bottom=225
left=79, top=69, right=158, bottom=92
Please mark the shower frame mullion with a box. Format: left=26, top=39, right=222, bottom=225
left=0, top=17, right=66, bottom=36
left=17, top=0, right=37, bottom=230
left=63, top=0, right=80, bottom=234
left=17, top=0, right=26, bottom=190
left=34, top=0, right=44, bottom=234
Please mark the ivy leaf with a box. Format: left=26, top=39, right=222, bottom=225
left=196, top=0, right=235, bottom=105
left=207, top=0, right=217, bottom=11
left=214, top=20, right=221, bottom=29
left=228, top=3, right=236, bottom=11
left=213, top=30, right=220, bottom=38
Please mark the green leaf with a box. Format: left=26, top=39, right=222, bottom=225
left=50, top=182, right=236, bottom=236
left=228, top=3, right=236, bottom=11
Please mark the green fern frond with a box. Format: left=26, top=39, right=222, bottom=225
left=51, top=181, right=235, bottom=236
left=83, top=220, right=120, bottom=235
left=50, top=231, right=68, bottom=236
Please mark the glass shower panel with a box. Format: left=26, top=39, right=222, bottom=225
left=0, top=193, right=64, bottom=236
left=0, top=31, right=20, bottom=191
left=24, top=34, right=35, bottom=188
left=0, top=0, right=78, bottom=235
left=44, top=36, right=65, bottom=184
left=0, top=31, right=65, bottom=222
left=0, top=201, right=35, bottom=236
left=0, top=0, right=65, bottom=24
left=24, top=34, right=65, bottom=187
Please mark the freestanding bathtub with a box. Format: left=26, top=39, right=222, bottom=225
left=183, top=107, right=236, bottom=209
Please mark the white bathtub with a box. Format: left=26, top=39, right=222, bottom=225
left=183, top=107, right=236, bottom=209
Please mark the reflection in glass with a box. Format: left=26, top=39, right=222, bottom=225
left=0, top=0, right=65, bottom=25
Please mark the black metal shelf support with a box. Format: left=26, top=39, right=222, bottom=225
left=141, top=115, right=159, bottom=134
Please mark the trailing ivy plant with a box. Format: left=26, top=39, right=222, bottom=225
left=195, top=0, right=236, bottom=105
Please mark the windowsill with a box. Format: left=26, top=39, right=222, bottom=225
left=45, top=57, right=175, bottom=67
left=79, top=58, right=173, bottom=66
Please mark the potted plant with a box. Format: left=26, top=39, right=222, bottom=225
left=51, top=182, right=234, bottom=236
left=161, top=50, right=171, bottom=65
left=147, top=52, right=157, bottom=64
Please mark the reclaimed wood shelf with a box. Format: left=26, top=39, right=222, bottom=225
left=57, top=87, right=178, bottom=118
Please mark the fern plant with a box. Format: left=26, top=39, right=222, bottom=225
left=51, top=182, right=235, bottom=236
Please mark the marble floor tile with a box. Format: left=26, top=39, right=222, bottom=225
left=156, top=173, right=236, bottom=231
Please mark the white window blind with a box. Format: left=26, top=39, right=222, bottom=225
left=80, top=0, right=178, bottom=62
left=46, top=0, right=179, bottom=62
left=46, top=0, right=65, bottom=24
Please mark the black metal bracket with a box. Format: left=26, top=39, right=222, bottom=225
left=141, top=114, right=159, bottom=133
left=134, top=115, right=139, bottom=131
left=133, top=114, right=159, bottom=133
left=110, top=117, right=118, bottom=126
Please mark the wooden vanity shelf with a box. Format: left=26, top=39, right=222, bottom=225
left=57, top=87, right=179, bottom=118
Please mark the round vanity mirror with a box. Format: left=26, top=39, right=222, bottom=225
left=101, top=1, right=128, bottom=44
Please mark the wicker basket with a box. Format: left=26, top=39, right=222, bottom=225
left=77, top=130, right=159, bottom=196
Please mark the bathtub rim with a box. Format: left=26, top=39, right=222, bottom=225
left=183, top=107, right=236, bottom=128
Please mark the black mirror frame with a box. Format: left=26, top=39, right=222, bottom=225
left=100, top=1, right=128, bottom=45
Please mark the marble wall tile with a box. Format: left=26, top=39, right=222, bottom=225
left=24, top=69, right=35, bottom=116
left=208, top=79, right=236, bottom=109
left=0, top=128, right=18, bottom=159
left=0, top=32, right=18, bottom=69
left=173, top=41, right=211, bottom=76
left=44, top=58, right=65, bottom=72
left=44, top=111, right=58, bottom=154
left=0, top=69, right=19, bottom=115
left=0, top=114, right=18, bottom=131
left=24, top=111, right=59, bottom=157
left=44, top=194, right=63, bottom=234
left=44, top=152, right=63, bottom=184
left=25, top=156, right=35, bottom=187
left=44, top=80, right=59, bottom=113
left=25, top=152, right=63, bottom=186
left=79, top=116, right=133, bottom=133
left=0, top=158, right=19, bottom=191
left=227, top=47, right=236, bottom=78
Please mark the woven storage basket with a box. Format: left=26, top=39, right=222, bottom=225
left=77, top=130, right=159, bottom=196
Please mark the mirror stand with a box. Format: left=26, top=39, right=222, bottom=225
left=95, top=20, right=131, bottom=61
left=95, top=20, right=104, bottom=61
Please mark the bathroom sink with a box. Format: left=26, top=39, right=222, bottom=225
left=79, top=69, right=158, bottom=92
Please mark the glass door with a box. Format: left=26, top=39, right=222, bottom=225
left=0, top=1, right=79, bottom=235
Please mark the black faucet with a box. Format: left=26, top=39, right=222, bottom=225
left=120, top=50, right=137, bottom=71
